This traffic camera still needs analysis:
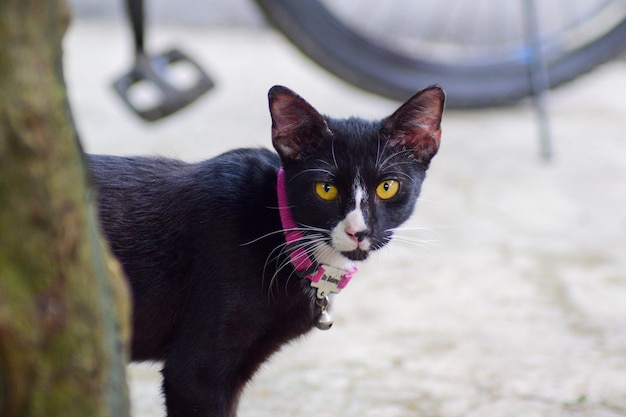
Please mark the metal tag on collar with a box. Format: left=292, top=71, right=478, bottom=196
left=309, top=265, right=349, bottom=299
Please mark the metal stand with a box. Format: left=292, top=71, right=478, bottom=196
left=523, top=0, right=553, bottom=161
left=113, top=0, right=214, bottom=121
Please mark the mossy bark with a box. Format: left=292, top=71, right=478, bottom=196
left=0, top=1, right=131, bottom=417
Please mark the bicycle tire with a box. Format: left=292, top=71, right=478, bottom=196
left=254, top=0, right=626, bottom=108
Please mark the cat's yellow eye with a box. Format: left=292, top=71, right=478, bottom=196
left=376, top=180, right=399, bottom=200
left=315, top=182, right=339, bottom=201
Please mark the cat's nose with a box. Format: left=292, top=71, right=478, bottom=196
left=346, top=229, right=370, bottom=244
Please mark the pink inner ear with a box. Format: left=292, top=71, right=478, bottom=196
left=386, top=86, right=445, bottom=165
left=270, top=93, right=314, bottom=160
left=396, top=126, right=441, bottom=163
left=271, top=97, right=304, bottom=136
left=269, top=87, right=332, bottom=161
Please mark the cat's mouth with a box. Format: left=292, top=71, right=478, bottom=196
left=341, top=248, right=370, bottom=261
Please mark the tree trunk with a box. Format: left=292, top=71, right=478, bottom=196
left=0, top=2, right=131, bottom=417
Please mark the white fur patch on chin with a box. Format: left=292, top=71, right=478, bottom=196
left=313, top=243, right=354, bottom=271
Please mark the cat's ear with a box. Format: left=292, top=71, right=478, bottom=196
left=268, top=86, right=332, bottom=163
left=381, top=85, right=445, bottom=168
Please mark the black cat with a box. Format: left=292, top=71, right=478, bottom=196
left=88, top=85, right=445, bottom=417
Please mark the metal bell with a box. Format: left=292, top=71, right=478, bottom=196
left=315, top=310, right=334, bottom=330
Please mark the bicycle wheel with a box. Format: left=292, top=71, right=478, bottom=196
left=254, top=0, right=626, bottom=108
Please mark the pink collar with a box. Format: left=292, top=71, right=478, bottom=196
left=277, top=167, right=356, bottom=298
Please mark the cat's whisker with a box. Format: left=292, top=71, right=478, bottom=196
left=378, top=148, right=414, bottom=171
left=278, top=235, right=334, bottom=294
left=277, top=258, right=302, bottom=297
left=331, top=138, right=339, bottom=169
left=277, top=241, right=323, bottom=296
left=242, top=226, right=329, bottom=246
left=312, top=241, right=343, bottom=266
left=387, top=226, right=434, bottom=232
left=388, top=224, right=444, bottom=230
left=391, top=235, right=441, bottom=247
left=267, top=254, right=297, bottom=301
left=295, top=223, right=331, bottom=235
left=308, top=239, right=332, bottom=259
left=388, top=224, right=447, bottom=239
left=383, top=239, right=418, bottom=258
left=416, top=198, right=446, bottom=206
left=264, top=236, right=316, bottom=290
left=294, top=240, right=332, bottom=264
left=371, top=233, right=394, bottom=252
left=375, top=136, right=383, bottom=168
left=383, top=160, right=421, bottom=169
left=241, top=229, right=288, bottom=246
left=381, top=224, right=443, bottom=257
left=389, top=225, right=442, bottom=242
left=291, top=168, right=335, bottom=181
left=388, top=236, right=440, bottom=254
left=262, top=241, right=291, bottom=301
left=263, top=232, right=330, bottom=300
left=384, top=169, right=419, bottom=185
left=379, top=167, right=422, bottom=187
left=316, top=158, right=332, bottom=167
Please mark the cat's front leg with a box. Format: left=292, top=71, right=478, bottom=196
left=162, top=357, right=240, bottom=417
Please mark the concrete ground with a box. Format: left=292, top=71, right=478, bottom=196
left=64, top=19, right=626, bottom=417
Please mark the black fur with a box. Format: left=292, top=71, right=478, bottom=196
left=89, top=85, right=445, bottom=417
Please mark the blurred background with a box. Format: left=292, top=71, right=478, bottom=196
left=64, top=1, right=626, bottom=416
left=70, top=0, right=263, bottom=26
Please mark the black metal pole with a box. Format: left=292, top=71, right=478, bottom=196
left=126, top=0, right=145, bottom=56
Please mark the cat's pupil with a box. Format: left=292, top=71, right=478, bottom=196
left=383, top=182, right=390, bottom=191
left=323, top=183, right=331, bottom=192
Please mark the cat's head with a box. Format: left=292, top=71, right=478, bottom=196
left=269, top=85, right=444, bottom=268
